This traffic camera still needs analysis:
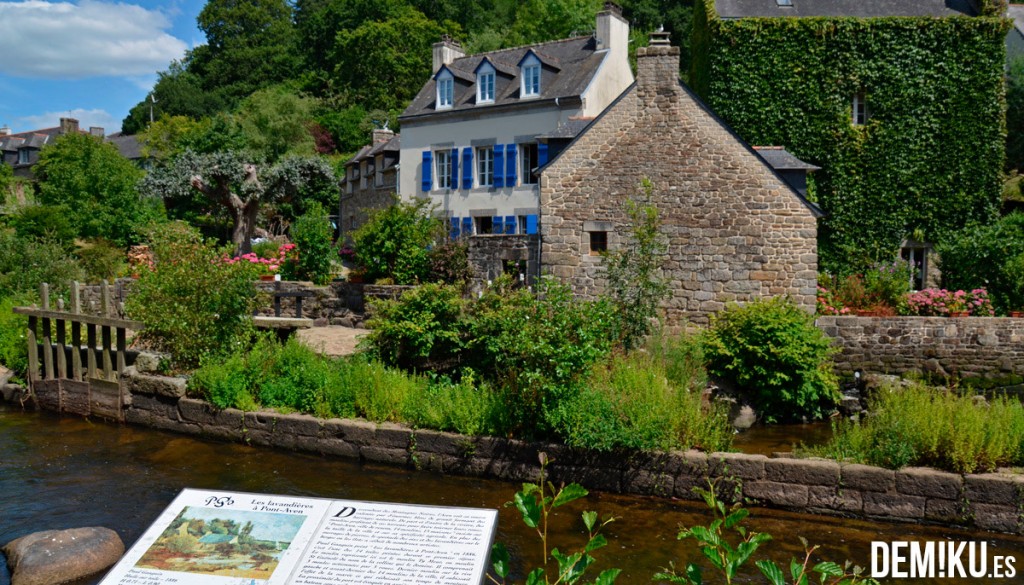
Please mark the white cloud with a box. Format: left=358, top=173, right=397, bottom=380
left=15, top=108, right=120, bottom=133
left=0, top=0, right=187, bottom=78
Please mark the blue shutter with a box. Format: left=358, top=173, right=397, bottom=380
left=493, top=144, right=505, bottom=188
left=462, top=217, right=473, bottom=236
left=538, top=143, right=549, bottom=167
left=450, top=217, right=461, bottom=240
left=421, top=150, right=432, bottom=192
left=492, top=216, right=503, bottom=234
left=506, top=144, right=517, bottom=187
left=505, top=215, right=516, bottom=234
left=450, top=148, right=459, bottom=189
left=525, top=214, right=538, bottom=234
left=462, top=147, right=473, bottom=189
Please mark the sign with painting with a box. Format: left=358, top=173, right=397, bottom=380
left=100, top=488, right=499, bottom=585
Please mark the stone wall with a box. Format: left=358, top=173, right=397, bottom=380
left=818, top=316, right=1024, bottom=381
left=466, top=234, right=540, bottom=289
left=539, top=43, right=818, bottom=326
left=7, top=370, right=1023, bottom=535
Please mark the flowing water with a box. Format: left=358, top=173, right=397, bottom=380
left=2, top=402, right=1023, bottom=584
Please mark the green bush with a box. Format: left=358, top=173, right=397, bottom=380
left=125, top=222, right=258, bottom=370
left=353, top=198, right=442, bottom=284
left=364, top=283, right=466, bottom=372
left=258, top=337, right=346, bottom=417
left=76, top=239, right=127, bottom=283
left=704, top=297, right=839, bottom=423
left=555, top=352, right=732, bottom=452
left=189, top=350, right=259, bottom=411
left=809, top=383, right=1024, bottom=473
left=0, top=229, right=84, bottom=299
left=284, top=201, right=335, bottom=284
left=9, top=204, right=77, bottom=250
left=340, top=354, right=424, bottom=422
left=427, top=239, right=472, bottom=285
left=403, top=370, right=499, bottom=436
left=938, top=213, right=1024, bottom=314
left=0, top=294, right=32, bottom=378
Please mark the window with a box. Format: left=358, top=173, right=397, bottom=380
left=474, top=216, right=493, bottom=234
left=901, top=242, right=931, bottom=291
left=519, top=143, right=539, bottom=185
left=435, top=150, right=452, bottom=189
left=852, top=92, right=869, bottom=126
left=477, top=146, right=494, bottom=186
left=436, top=73, right=454, bottom=109
left=477, top=61, right=495, bottom=104
left=522, top=64, right=540, bottom=97
left=17, top=149, right=28, bottom=165
left=588, top=231, right=608, bottom=255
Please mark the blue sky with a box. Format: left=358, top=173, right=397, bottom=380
left=0, top=0, right=208, bottom=134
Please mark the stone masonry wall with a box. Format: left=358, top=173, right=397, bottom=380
left=539, top=44, right=818, bottom=326
left=466, top=234, right=540, bottom=289
left=818, top=316, right=1024, bottom=381
left=7, top=370, right=1022, bottom=535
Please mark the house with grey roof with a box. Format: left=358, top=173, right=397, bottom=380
left=0, top=118, right=146, bottom=180
left=340, top=128, right=401, bottom=234
left=398, top=2, right=633, bottom=237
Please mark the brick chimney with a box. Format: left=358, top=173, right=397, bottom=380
left=59, top=117, right=79, bottom=135
left=636, top=28, right=680, bottom=95
left=89, top=126, right=105, bottom=138
left=0, top=125, right=9, bottom=136
left=432, top=34, right=465, bottom=73
left=372, top=128, right=394, bottom=145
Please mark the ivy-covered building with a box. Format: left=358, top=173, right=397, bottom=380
left=692, top=0, right=1010, bottom=278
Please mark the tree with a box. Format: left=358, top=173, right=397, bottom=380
left=235, top=87, right=318, bottom=161
left=506, top=0, right=602, bottom=46
left=33, top=133, right=164, bottom=247
left=141, top=151, right=336, bottom=254
left=122, top=60, right=228, bottom=134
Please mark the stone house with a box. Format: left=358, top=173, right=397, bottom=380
left=397, top=3, right=634, bottom=237
left=539, top=32, right=821, bottom=326
left=340, top=128, right=401, bottom=236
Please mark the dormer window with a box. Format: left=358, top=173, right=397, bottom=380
left=17, top=149, right=28, bottom=164
left=476, top=61, right=496, bottom=104
left=436, top=70, right=454, bottom=109
left=520, top=53, right=541, bottom=98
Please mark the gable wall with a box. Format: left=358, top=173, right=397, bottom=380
left=540, top=46, right=818, bottom=326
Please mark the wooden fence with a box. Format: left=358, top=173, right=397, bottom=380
left=13, top=281, right=143, bottom=419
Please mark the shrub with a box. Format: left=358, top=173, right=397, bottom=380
left=602, top=180, right=670, bottom=349
left=0, top=229, right=84, bottom=299
left=704, top=297, right=839, bottom=423
left=815, top=275, right=850, bottom=315
left=403, top=370, right=499, bottom=436
left=284, top=201, right=335, bottom=284
left=938, top=213, right=1024, bottom=313
left=353, top=198, right=442, bottom=284
left=364, top=283, right=466, bottom=372
left=903, top=288, right=995, bottom=316
left=189, top=350, right=259, bottom=411
left=0, top=294, right=32, bottom=378
left=554, top=352, right=732, bottom=452
left=257, top=337, right=346, bottom=417
left=76, top=239, right=127, bottom=283
left=862, top=259, right=914, bottom=311
left=125, top=222, right=258, bottom=370
left=809, top=382, right=1024, bottom=473
left=427, top=239, right=472, bottom=285
left=341, top=354, right=425, bottom=422
left=9, top=204, right=77, bottom=250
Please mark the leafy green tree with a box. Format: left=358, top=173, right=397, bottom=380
left=937, top=213, right=1024, bottom=314
left=122, top=60, right=228, bottom=134
left=141, top=151, right=336, bottom=255
left=235, top=87, right=317, bottom=161
left=353, top=198, right=443, bottom=284
left=507, top=0, right=602, bottom=45
left=285, top=201, right=335, bottom=284
left=33, top=133, right=164, bottom=247
left=140, top=115, right=213, bottom=162
left=331, top=6, right=458, bottom=112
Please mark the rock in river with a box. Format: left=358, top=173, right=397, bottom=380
left=3, top=527, right=124, bottom=585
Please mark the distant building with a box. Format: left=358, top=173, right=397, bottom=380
left=340, top=128, right=400, bottom=235
left=0, top=118, right=145, bottom=179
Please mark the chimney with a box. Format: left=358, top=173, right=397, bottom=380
left=0, top=126, right=9, bottom=136
left=432, top=34, right=465, bottom=73
left=372, top=128, right=394, bottom=145
left=60, top=117, right=79, bottom=135
left=595, top=2, right=628, bottom=53
left=636, top=29, right=680, bottom=94
left=89, top=126, right=105, bottom=138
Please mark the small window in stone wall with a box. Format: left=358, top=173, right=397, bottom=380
left=588, top=231, right=608, bottom=255
left=475, top=216, right=493, bottom=234
left=901, top=241, right=932, bottom=291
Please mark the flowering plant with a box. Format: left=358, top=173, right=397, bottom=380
left=904, top=288, right=994, bottom=316
left=224, top=243, right=296, bottom=276
left=816, top=284, right=850, bottom=315
left=338, top=245, right=356, bottom=263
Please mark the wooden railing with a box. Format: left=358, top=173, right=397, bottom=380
left=14, top=281, right=144, bottom=383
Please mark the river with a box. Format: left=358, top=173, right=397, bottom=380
left=2, top=402, right=1022, bottom=584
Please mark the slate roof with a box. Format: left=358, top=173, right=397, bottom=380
left=1010, top=4, right=1024, bottom=33
left=346, top=134, right=401, bottom=166
left=0, top=126, right=62, bottom=152
left=401, top=36, right=607, bottom=119
left=105, top=133, right=144, bottom=160
left=715, top=0, right=977, bottom=18
left=753, top=146, right=820, bottom=171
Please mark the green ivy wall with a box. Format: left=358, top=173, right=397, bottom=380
left=691, top=0, right=1010, bottom=273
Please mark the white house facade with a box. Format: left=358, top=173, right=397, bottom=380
left=398, top=3, right=633, bottom=238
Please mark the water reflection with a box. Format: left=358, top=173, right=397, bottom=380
left=2, top=403, right=1022, bottom=584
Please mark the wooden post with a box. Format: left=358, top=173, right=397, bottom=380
left=55, top=313, right=67, bottom=379
left=86, top=324, right=97, bottom=379
left=71, top=282, right=82, bottom=381
left=101, top=325, right=113, bottom=381
left=26, top=316, right=38, bottom=382
left=116, top=327, right=127, bottom=378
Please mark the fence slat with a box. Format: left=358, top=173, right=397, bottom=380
left=71, top=321, right=82, bottom=381
left=56, top=318, right=67, bottom=379
left=26, top=316, right=38, bottom=382
left=42, top=316, right=53, bottom=380
left=101, top=326, right=113, bottom=381
left=116, top=327, right=126, bottom=380
left=86, top=324, right=97, bottom=379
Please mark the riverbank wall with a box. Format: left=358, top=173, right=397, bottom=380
left=3, top=365, right=1023, bottom=536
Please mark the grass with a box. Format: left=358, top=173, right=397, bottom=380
left=805, top=382, right=1024, bottom=473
